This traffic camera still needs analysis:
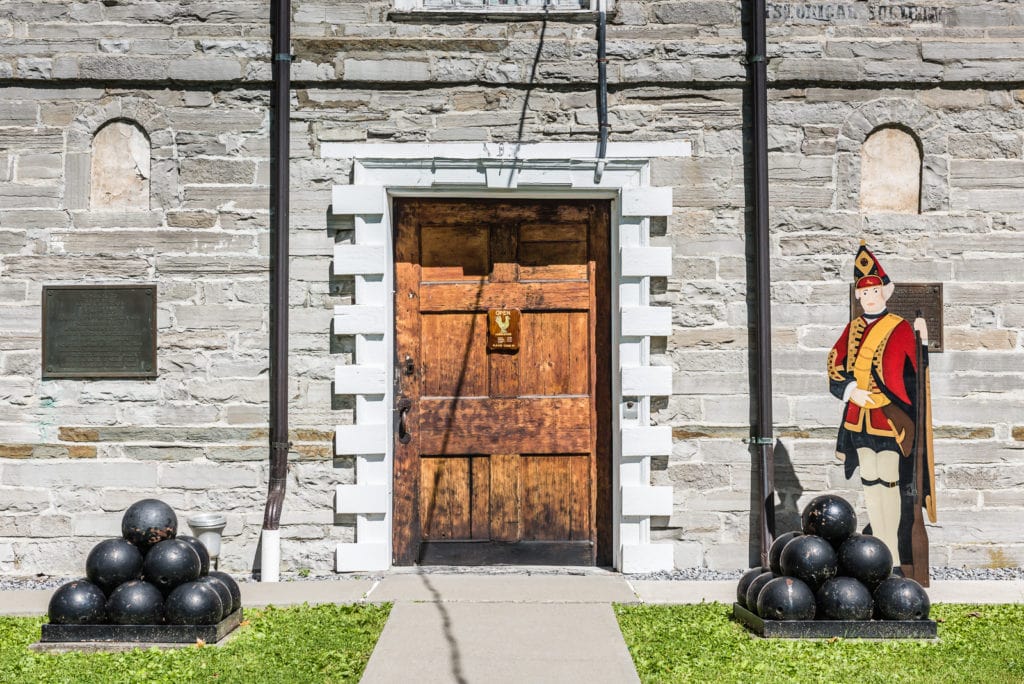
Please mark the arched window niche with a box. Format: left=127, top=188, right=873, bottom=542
left=859, top=125, right=922, bottom=214
left=90, top=119, right=151, bottom=211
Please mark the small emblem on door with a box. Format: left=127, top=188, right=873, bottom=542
left=487, top=308, right=521, bottom=352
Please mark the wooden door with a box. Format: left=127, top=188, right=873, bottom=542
left=393, top=198, right=611, bottom=566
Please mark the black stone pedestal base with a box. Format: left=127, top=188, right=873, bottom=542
left=733, top=604, right=937, bottom=639
left=37, top=609, right=243, bottom=648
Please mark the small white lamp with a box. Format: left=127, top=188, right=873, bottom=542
left=187, top=513, right=227, bottom=570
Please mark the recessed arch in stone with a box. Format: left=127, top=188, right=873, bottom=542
left=837, top=98, right=948, bottom=213
left=90, top=120, right=151, bottom=211
left=859, top=126, right=922, bottom=214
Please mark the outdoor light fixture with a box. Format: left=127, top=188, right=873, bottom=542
left=187, top=513, right=228, bottom=570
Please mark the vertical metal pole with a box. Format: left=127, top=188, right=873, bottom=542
left=749, top=0, right=775, bottom=566
left=595, top=1, right=609, bottom=181
left=262, top=0, right=291, bottom=579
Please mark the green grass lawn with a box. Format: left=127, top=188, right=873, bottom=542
left=0, top=603, right=390, bottom=684
left=616, top=603, right=1024, bottom=684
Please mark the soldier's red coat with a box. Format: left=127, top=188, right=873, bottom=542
left=828, top=312, right=919, bottom=471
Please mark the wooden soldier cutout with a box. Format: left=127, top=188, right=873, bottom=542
left=828, top=242, right=935, bottom=586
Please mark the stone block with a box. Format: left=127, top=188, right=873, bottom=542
left=949, top=132, right=1022, bottom=159
left=119, top=445, right=206, bottom=461
left=0, top=462, right=158, bottom=488
left=78, top=55, right=169, bottom=80
left=1, top=254, right=150, bottom=280
left=206, top=445, right=266, bottom=461
left=70, top=513, right=122, bottom=537
left=0, top=514, right=73, bottom=538
left=172, top=304, right=265, bottom=330
left=0, top=487, right=50, bottom=512
left=344, top=59, right=429, bottom=82
left=0, top=183, right=61, bottom=209
left=0, top=102, right=38, bottom=127
left=157, top=255, right=267, bottom=275
left=180, top=158, right=257, bottom=185
left=0, top=208, right=72, bottom=230
left=168, top=57, right=243, bottom=81
left=654, top=1, right=736, bottom=25
left=621, top=60, right=693, bottom=83
left=183, top=185, right=268, bottom=211
left=158, top=463, right=260, bottom=489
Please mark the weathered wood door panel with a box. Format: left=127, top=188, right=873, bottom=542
left=393, top=198, right=611, bottom=566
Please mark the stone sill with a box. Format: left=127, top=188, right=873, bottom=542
left=389, top=9, right=613, bottom=22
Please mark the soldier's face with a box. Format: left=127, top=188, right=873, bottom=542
left=856, top=285, right=887, bottom=314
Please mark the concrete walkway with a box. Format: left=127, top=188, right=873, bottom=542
left=4, top=573, right=1024, bottom=682
left=360, top=573, right=640, bottom=684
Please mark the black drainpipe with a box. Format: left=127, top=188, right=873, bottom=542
left=595, top=2, right=609, bottom=180
left=749, top=0, right=775, bottom=566
left=262, top=0, right=291, bottom=574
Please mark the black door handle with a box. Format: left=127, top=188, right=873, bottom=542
left=397, top=398, right=412, bottom=445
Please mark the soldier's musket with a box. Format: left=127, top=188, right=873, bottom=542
left=905, top=312, right=937, bottom=586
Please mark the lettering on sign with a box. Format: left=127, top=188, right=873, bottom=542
left=849, top=283, right=944, bottom=353
left=487, top=308, right=521, bottom=352
left=766, top=3, right=946, bottom=24
left=42, top=285, right=158, bottom=378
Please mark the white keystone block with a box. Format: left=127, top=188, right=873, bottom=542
left=336, top=543, right=390, bottom=572
left=334, top=365, right=387, bottom=395
left=334, top=305, right=386, bottom=335
left=622, top=543, right=675, bottom=573
left=622, top=306, right=672, bottom=337
left=621, top=247, right=672, bottom=277
left=621, top=365, right=673, bottom=397
left=333, top=245, right=386, bottom=276
left=332, top=184, right=386, bottom=215
left=622, top=426, right=672, bottom=457
left=335, top=485, right=388, bottom=515
left=622, top=187, right=673, bottom=217
left=334, top=424, right=388, bottom=456
left=622, top=486, right=674, bottom=517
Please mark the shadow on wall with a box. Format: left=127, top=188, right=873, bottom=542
left=746, top=440, right=804, bottom=568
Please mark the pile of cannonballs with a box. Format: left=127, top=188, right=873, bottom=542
left=47, top=499, right=241, bottom=627
left=737, top=494, right=930, bottom=622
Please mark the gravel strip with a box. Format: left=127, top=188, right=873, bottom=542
left=3, top=566, right=1022, bottom=591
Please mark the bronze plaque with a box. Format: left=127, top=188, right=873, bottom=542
left=487, top=308, right=521, bottom=352
left=849, top=282, right=943, bottom=353
left=42, top=285, right=158, bottom=378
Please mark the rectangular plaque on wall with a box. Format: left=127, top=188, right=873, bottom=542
left=42, top=285, right=158, bottom=378
left=849, top=282, right=943, bottom=353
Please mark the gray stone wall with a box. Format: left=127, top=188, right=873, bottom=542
left=1, top=0, right=1023, bottom=574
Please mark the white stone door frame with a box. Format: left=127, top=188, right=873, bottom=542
left=325, top=141, right=688, bottom=573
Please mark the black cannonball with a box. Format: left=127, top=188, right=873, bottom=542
left=801, top=494, right=857, bottom=547
left=177, top=535, right=211, bottom=576
left=143, top=538, right=201, bottom=594
left=122, top=499, right=178, bottom=551
left=208, top=570, right=242, bottom=614
left=779, top=534, right=839, bottom=592
left=737, top=567, right=769, bottom=609
left=106, top=580, right=165, bottom=625
left=165, top=581, right=223, bottom=625
left=838, top=533, right=893, bottom=591
left=85, top=538, right=144, bottom=596
left=756, top=576, right=817, bottom=621
left=768, top=531, right=802, bottom=575
left=196, top=576, right=232, bottom=620
left=816, top=576, right=874, bottom=620
left=874, top=577, right=930, bottom=621
left=48, top=580, right=107, bottom=625
left=744, top=571, right=777, bottom=612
